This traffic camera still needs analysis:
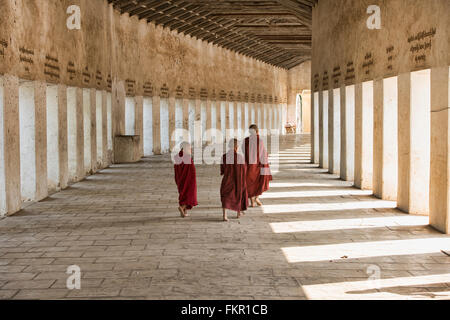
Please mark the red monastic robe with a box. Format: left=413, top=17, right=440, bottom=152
left=174, top=151, right=198, bottom=209
left=220, top=151, right=248, bottom=212
left=244, top=135, right=272, bottom=198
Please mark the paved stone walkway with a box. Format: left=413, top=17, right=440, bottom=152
left=0, top=134, right=449, bottom=300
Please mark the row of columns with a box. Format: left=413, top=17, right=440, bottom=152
left=311, top=66, right=450, bottom=234
left=0, top=75, right=113, bottom=216
left=123, top=93, right=286, bottom=156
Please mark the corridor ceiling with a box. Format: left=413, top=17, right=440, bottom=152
left=108, top=0, right=316, bottom=69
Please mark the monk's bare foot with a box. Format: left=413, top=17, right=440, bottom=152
left=184, top=208, right=190, bottom=217
left=255, top=198, right=263, bottom=206
left=223, top=216, right=228, bottom=222
left=237, top=211, right=242, bottom=219
left=250, top=198, right=255, bottom=207
left=178, top=206, right=185, bottom=217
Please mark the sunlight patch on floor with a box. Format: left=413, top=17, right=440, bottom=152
left=270, top=215, right=428, bottom=233
left=282, top=238, right=450, bottom=263
left=302, top=273, right=450, bottom=300
left=262, top=200, right=397, bottom=214
left=261, top=189, right=373, bottom=199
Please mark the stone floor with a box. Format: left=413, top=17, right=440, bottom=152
left=0, top=134, right=449, bottom=300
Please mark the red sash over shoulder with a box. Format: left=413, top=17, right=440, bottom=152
left=244, top=135, right=272, bottom=198
left=220, top=151, right=248, bottom=212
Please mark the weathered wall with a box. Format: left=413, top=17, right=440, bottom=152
left=311, top=0, right=449, bottom=91
left=287, top=61, right=311, bottom=132
left=0, top=0, right=288, bottom=108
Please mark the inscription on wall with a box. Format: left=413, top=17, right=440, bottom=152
left=362, top=52, right=374, bottom=77
left=67, top=61, right=76, bottom=81
left=200, top=88, right=208, bottom=100
left=160, top=84, right=169, bottom=98
left=143, top=81, right=152, bottom=96
left=126, top=79, right=136, bottom=96
left=345, top=61, right=355, bottom=83
left=44, top=54, right=60, bottom=81
left=313, top=73, right=319, bottom=91
left=0, top=39, right=7, bottom=58
left=19, top=47, right=34, bottom=74
left=385, top=45, right=396, bottom=72
left=175, top=86, right=183, bottom=98
left=332, top=66, right=341, bottom=86
left=408, top=27, right=436, bottom=65
left=107, top=74, right=112, bottom=90
left=96, top=70, right=103, bottom=87
left=322, top=71, right=329, bottom=90
left=82, top=67, right=91, bottom=85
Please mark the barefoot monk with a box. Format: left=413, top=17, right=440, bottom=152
left=243, top=125, right=272, bottom=207
left=220, top=139, right=248, bottom=221
left=174, top=142, right=198, bottom=217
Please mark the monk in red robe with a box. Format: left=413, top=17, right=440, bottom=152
left=243, top=124, right=272, bottom=207
left=220, top=139, right=248, bottom=221
left=174, top=142, right=198, bottom=217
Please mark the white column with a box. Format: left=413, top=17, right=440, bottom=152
left=46, top=85, right=59, bottom=192
left=19, top=81, right=37, bottom=202
left=409, top=69, right=430, bottom=214
left=143, top=97, right=153, bottom=156
left=430, top=66, right=450, bottom=233
left=160, top=97, right=169, bottom=154
left=0, top=76, right=5, bottom=215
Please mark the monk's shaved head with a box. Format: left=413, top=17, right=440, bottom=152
left=180, top=141, right=190, bottom=149
left=229, top=138, right=239, bottom=150
left=180, top=141, right=191, bottom=153
left=249, top=124, right=259, bottom=135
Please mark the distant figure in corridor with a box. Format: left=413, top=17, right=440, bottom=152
left=174, top=142, right=198, bottom=218
left=220, top=139, right=248, bottom=221
left=243, top=124, right=272, bottom=207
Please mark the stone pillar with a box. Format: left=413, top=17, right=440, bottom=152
left=75, top=88, right=84, bottom=180
left=152, top=95, right=161, bottom=155
left=90, top=89, right=97, bottom=172
left=430, top=66, right=450, bottom=234
left=3, top=75, right=21, bottom=214
left=411, top=70, right=431, bottom=215
left=354, top=82, right=373, bottom=190
left=257, top=102, right=262, bottom=130
left=397, top=73, right=410, bottom=212
left=339, top=86, right=347, bottom=179
left=374, top=77, right=398, bottom=200
left=263, top=102, right=267, bottom=134
left=135, top=96, right=144, bottom=156
left=0, top=77, right=5, bottom=215
left=225, top=100, right=230, bottom=138
left=182, top=97, right=189, bottom=136
left=313, top=92, right=320, bottom=163
left=58, top=85, right=69, bottom=189
left=318, top=91, right=324, bottom=168
left=168, top=95, right=176, bottom=151
left=248, top=102, right=253, bottom=127
left=327, top=89, right=334, bottom=173
left=373, top=79, right=383, bottom=198
left=206, top=98, right=212, bottom=142
left=237, top=101, right=243, bottom=137
left=101, top=91, right=108, bottom=165
left=194, top=97, right=202, bottom=148
left=332, top=88, right=340, bottom=175
left=311, top=93, right=315, bottom=162
left=216, top=100, right=222, bottom=142
left=34, top=81, right=48, bottom=201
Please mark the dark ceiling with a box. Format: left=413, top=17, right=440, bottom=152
left=108, top=0, right=316, bottom=69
